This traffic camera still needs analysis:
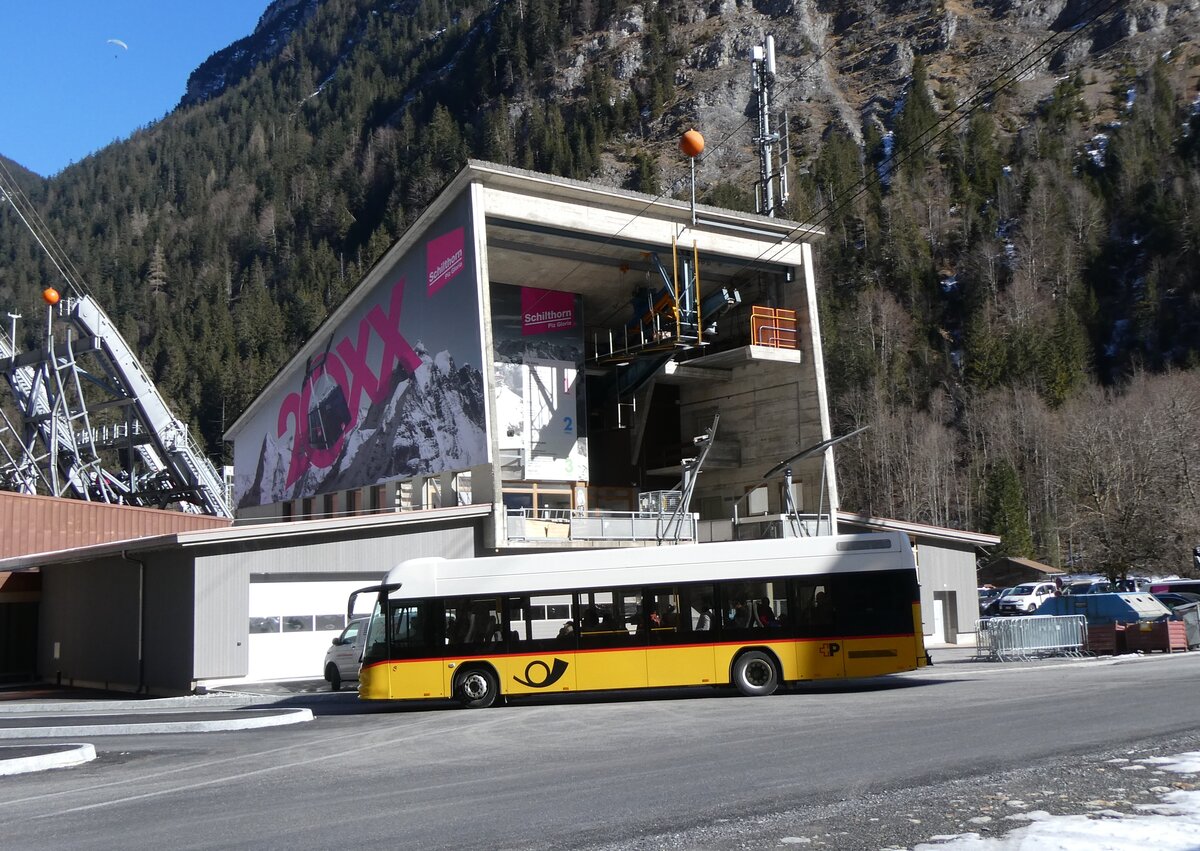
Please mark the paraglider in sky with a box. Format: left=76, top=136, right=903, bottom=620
left=106, top=38, right=128, bottom=57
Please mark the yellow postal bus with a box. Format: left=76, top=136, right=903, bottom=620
left=349, top=532, right=926, bottom=707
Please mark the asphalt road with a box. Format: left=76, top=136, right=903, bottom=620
left=2, top=653, right=1199, bottom=850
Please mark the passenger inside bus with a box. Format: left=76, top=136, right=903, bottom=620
left=756, top=598, right=779, bottom=627
left=727, top=600, right=751, bottom=628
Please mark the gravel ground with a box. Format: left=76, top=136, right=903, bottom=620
left=585, top=730, right=1200, bottom=851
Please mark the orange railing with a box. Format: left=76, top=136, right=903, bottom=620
left=750, top=306, right=798, bottom=349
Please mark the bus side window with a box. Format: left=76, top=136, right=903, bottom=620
left=795, top=582, right=833, bottom=635
left=645, top=587, right=679, bottom=634
left=529, top=593, right=572, bottom=641
left=467, top=598, right=503, bottom=643
left=578, top=590, right=615, bottom=635
left=831, top=571, right=914, bottom=636
left=445, top=599, right=468, bottom=645
left=506, top=597, right=529, bottom=644
left=717, top=582, right=755, bottom=629
left=389, top=601, right=437, bottom=657
left=680, top=584, right=716, bottom=633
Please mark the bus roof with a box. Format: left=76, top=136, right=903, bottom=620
left=381, top=533, right=913, bottom=600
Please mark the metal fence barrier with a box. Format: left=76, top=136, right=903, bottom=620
left=974, top=615, right=1088, bottom=661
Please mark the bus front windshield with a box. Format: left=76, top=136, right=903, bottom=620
left=363, top=598, right=388, bottom=665
left=363, top=598, right=433, bottom=664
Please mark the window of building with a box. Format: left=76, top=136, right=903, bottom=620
left=501, top=482, right=576, bottom=518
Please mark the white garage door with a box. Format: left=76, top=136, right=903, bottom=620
left=246, top=580, right=377, bottom=681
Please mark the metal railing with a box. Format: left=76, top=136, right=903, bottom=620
left=974, top=615, right=1088, bottom=661
left=505, top=507, right=697, bottom=544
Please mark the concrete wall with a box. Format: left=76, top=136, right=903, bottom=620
left=193, top=553, right=249, bottom=683
left=914, top=541, right=979, bottom=644
left=190, top=517, right=480, bottom=686
left=31, top=514, right=485, bottom=693
left=38, top=556, right=142, bottom=690
left=139, top=552, right=196, bottom=693
left=684, top=356, right=827, bottom=520
left=37, top=552, right=200, bottom=694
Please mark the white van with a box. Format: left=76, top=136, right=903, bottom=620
left=323, top=616, right=368, bottom=691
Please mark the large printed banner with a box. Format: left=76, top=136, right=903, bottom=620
left=233, top=195, right=487, bottom=508
left=491, top=283, right=587, bottom=482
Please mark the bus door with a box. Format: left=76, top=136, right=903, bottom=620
left=500, top=594, right=578, bottom=697
left=646, top=585, right=716, bottom=687
left=832, top=572, right=920, bottom=677
left=382, top=601, right=448, bottom=699
left=793, top=581, right=845, bottom=680
left=575, top=589, right=647, bottom=691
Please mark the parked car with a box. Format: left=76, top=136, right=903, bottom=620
left=978, top=587, right=1004, bottom=614
left=996, top=582, right=1058, bottom=615
left=1153, top=591, right=1200, bottom=612
left=1062, top=579, right=1109, bottom=596
left=982, top=587, right=1015, bottom=617
left=324, top=616, right=368, bottom=691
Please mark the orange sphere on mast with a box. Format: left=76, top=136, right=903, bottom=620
left=679, top=129, right=705, bottom=158
left=43, top=287, right=60, bottom=306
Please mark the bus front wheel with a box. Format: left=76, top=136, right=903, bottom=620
left=732, top=651, right=778, bottom=697
left=456, top=667, right=499, bottom=708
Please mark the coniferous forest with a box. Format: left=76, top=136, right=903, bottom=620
left=1, top=0, right=1199, bottom=577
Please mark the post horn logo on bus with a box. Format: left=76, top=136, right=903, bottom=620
left=512, top=658, right=569, bottom=688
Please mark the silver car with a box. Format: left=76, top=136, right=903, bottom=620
left=323, top=616, right=368, bottom=691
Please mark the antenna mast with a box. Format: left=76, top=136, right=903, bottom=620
left=751, top=34, right=790, bottom=217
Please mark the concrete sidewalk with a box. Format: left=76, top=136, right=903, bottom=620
left=0, top=682, right=316, bottom=773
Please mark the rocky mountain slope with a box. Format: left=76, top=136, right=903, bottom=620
left=169, top=0, right=1200, bottom=194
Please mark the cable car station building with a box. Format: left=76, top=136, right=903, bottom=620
left=228, top=160, right=833, bottom=544
left=1, top=162, right=989, bottom=693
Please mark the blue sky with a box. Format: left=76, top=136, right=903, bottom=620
left=1, top=3, right=267, bottom=178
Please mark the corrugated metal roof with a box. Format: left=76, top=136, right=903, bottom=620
left=0, top=491, right=230, bottom=560
left=0, top=502, right=492, bottom=571
left=837, top=511, right=1001, bottom=546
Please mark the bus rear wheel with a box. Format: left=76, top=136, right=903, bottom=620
left=456, top=667, right=499, bottom=708
left=732, top=651, right=778, bottom=697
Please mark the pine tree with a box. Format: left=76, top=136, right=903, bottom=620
left=892, top=57, right=938, bottom=179
left=147, top=241, right=168, bottom=296
left=982, top=460, right=1034, bottom=558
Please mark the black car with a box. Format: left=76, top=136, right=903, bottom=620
left=1153, top=592, right=1200, bottom=612
left=981, top=588, right=1014, bottom=617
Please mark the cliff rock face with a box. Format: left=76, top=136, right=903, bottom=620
left=178, top=0, right=1196, bottom=181
left=180, top=0, right=321, bottom=108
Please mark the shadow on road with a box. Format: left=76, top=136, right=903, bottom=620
left=232, top=674, right=949, bottom=716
